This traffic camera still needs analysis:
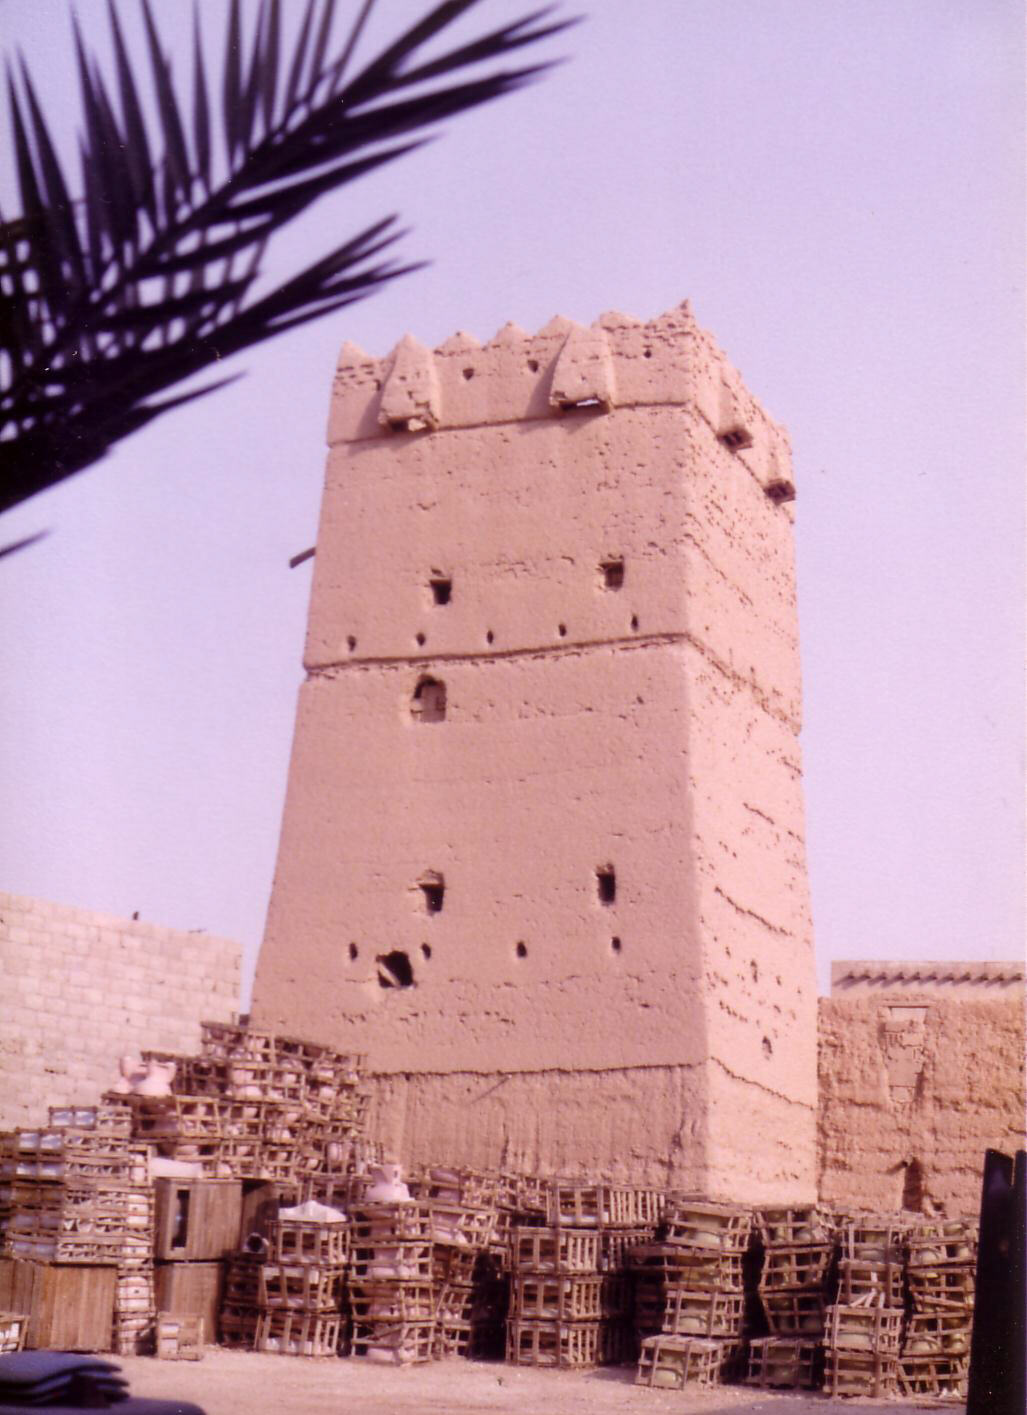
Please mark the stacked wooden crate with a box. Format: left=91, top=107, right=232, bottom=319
left=220, top=1250, right=264, bottom=1348
left=0, top=1104, right=153, bottom=1353
left=632, top=1200, right=750, bottom=1390
left=823, top=1217, right=907, bottom=1398
left=507, top=1222, right=603, bottom=1369
left=152, top=1177, right=242, bottom=1351
left=348, top=1201, right=437, bottom=1364
left=413, top=1167, right=501, bottom=1360
left=255, top=1213, right=348, bottom=1358
left=900, top=1218, right=976, bottom=1403
left=747, top=1205, right=835, bottom=1391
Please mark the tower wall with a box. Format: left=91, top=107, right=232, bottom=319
left=252, top=304, right=817, bottom=1198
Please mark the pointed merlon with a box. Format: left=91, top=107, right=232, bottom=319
left=549, top=323, right=616, bottom=412
left=378, top=333, right=441, bottom=432
left=536, top=314, right=579, bottom=339
left=488, top=321, right=530, bottom=347
left=435, top=330, right=482, bottom=354
left=595, top=309, right=643, bottom=330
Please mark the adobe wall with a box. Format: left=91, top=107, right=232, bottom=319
left=252, top=304, right=817, bottom=1200
left=0, top=891, right=241, bottom=1129
left=818, top=988, right=1026, bottom=1216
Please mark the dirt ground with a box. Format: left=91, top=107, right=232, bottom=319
left=116, top=1350, right=958, bottom=1415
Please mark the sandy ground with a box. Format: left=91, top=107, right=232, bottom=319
left=116, top=1350, right=958, bottom=1415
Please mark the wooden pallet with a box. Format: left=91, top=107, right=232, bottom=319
left=512, top=1227, right=600, bottom=1274
left=759, top=1243, right=832, bottom=1291
left=272, top=1218, right=349, bottom=1267
left=826, top=1303, right=903, bottom=1353
left=512, top=1274, right=603, bottom=1321
left=745, top=1337, right=820, bottom=1389
left=662, top=1200, right=752, bottom=1254
left=661, top=1288, right=744, bottom=1338
left=256, top=1308, right=342, bottom=1357
left=761, top=1289, right=826, bottom=1337
left=505, top=1317, right=600, bottom=1369
left=348, top=1281, right=437, bottom=1322
left=824, top=1348, right=899, bottom=1398
left=258, top=1262, right=345, bottom=1311
left=756, top=1206, right=835, bottom=1247
left=635, top=1334, right=726, bottom=1388
left=351, top=1318, right=436, bottom=1364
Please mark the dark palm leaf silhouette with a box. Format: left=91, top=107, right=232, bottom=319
left=0, top=0, right=573, bottom=515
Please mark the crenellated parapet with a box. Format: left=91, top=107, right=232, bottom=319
left=329, top=302, right=795, bottom=505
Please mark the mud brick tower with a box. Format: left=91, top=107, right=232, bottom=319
left=252, top=302, right=817, bottom=1201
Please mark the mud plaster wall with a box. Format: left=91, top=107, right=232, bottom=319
left=252, top=305, right=817, bottom=1201
left=0, top=892, right=241, bottom=1130
left=818, top=995, right=1026, bottom=1216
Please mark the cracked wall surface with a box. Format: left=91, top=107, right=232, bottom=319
left=252, top=303, right=817, bottom=1199
left=818, top=988, right=1026, bottom=1215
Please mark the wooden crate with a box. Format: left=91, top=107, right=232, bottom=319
left=825, top=1348, right=899, bottom=1398
left=601, top=1274, right=631, bottom=1319
left=505, top=1317, right=600, bottom=1368
left=511, top=1227, right=599, bottom=1274
left=349, top=1280, right=437, bottom=1321
left=48, top=1105, right=131, bottom=1136
left=351, top=1240, right=433, bottom=1282
left=635, top=1334, right=725, bottom=1388
left=154, top=1260, right=223, bottom=1343
left=904, top=1309, right=970, bottom=1353
left=761, top=1289, right=826, bottom=1337
left=836, top=1257, right=903, bottom=1306
left=628, top=1242, right=745, bottom=1293
left=0, top=1259, right=115, bottom=1350
left=155, top=1179, right=243, bottom=1261
left=842, top=1218, right=908, bottom=1263
left=756, top=1206, right=835, bottom=1247
left=907, top=1219, right=977, bottom=1265
left=155, top=1312, right=204, bottom=1359
left=600, top=1227, right=657, bottom=1272
left=352, top=1318, right=435, bottom=1364
left=256, top=1308, right=342, bottom=1357
left=426, top=1202, right=495, bottom=1249
left=223, top=1254, right=263, bottom=1306
left=759, top=1243, right=832, bottom=1291
left=218, top=1302, right=260, bottom=1348
left=907, top=1261, right=975, bottom=1312
left=826, top=1303, right=903, bottom=1353
left=899, top=1349, right=969, bottom=1401
left=350, top=1204, right=432, bottom=1244
left=259, top=1262, right=345, bottom=1311
left=240, top=1180, right=300, bottom=1246
left=662, top=1200, right=752, bottom=1254
left=437, top=1281, right=474, bottom=1322
left=0, top=1311, right=28, bottom=1353
left=431, top=1242, right=477, bottom=1287
left=661, top=1288, right=744, bottom=1338
left=434, top=1317, right=472, bottom=1359
left=130, top=1096, right=222, bottom=1142
left=512, top=1274, right=603, bottom=1321
left=418, top=1167, right=501, bottom=1209
left=273, top=1218, right=349, bottom=1267
left=745, top=1337, right=820, bottom=1389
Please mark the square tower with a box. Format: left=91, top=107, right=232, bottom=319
left=252, top=302, right=817, bottom=1200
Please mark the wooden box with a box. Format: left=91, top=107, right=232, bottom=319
left=0, top=1259, right=115, bottom=1350
left=155, top=1179, right=242, bottom=1260
left=154, top=1261, right=223, bottom=1344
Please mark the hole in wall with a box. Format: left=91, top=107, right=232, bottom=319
left=376, top=951, right=414, bottom=988
left=901, top=1159, right=925, bottom=1213
left=348, top=943, right=359, bottom=961
left=596, top=866, right=616, bottom=906
left=600, top=558, right=625, bottom=590
left=643, top=348, right=652, bottom=359
left=557, top=623, right=567, bottom=637
left=415, top=632, right=426, bottom=646
left=559, top=396, right=603, bottom=412
left=462, top=367, right=475, bottom=380
left=515, top=941, right=527, bottom=959
left=347, top=636, right=357, bottom=652
left=762, top=1037, right=773, bottom=1058
left=430, top=577, right=452, bottom=605
left=611, top=936, right=622, bottom=954
left=420, top=943, right=432, bottom=960
left=418, top=873, right=445, bottom=914
left=750, top=960, right=759, bottom=983
left=486, top=630, right=494, bottom=644
left=527, top=358, right=539, bottom=372
left=719, top=425, right=753, bottom=452
left=411, top=676, right=446, bottom=723
left=630, top=615, right=639, bottom=631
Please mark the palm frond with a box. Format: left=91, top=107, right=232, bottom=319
left=0, top=0, right=577, bottom=514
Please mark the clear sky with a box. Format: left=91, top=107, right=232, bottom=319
left=1, top=0, right=1023, bottom=1002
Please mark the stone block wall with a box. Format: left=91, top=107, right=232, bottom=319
left=0, top=891, right=241, bottom=1130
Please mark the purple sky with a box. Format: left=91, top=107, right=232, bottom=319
left=1, top=0, right=1023, bottom=1001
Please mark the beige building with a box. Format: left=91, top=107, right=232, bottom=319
left=818, top=961, right=1025, bottom=1216
left=252, top=303, right=818, bottom=1201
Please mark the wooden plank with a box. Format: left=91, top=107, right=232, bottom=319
left=154, top=1261, right=223, bottom=1345
left=0, top=1260, right=115, bottom=1350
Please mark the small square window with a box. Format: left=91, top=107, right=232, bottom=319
left=596, top=866, right=616, bottom=906
left=600, top=559, right=625, bottom=590
left=430, top=577, right=452, bottom=605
